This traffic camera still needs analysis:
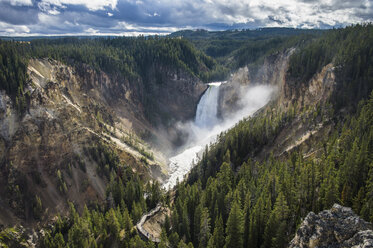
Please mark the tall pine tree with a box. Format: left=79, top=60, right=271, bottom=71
left=225, top=200, right=243, bottom=248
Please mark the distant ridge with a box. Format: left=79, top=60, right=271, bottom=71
left=169, top=27, right=326, bottom=40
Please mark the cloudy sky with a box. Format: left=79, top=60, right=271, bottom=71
left=0, top=0, right=372, bottom=36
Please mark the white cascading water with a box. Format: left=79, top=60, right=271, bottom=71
left=194, top=83, right=221, bottom=129
left=162, top=82, right=274, bottom=189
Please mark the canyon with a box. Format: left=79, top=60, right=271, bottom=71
left=1, top=25, right=373, bottom=247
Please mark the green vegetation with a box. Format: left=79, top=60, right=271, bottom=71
left=0, top=28, right=322, bottom=119
left=170, top=27, right=324, bottom=40
left=0, top=227, right=28, bottom=247
left=287, top=24, right=373, bottom=107
left=0, top=28, right=323, bottom=116
left=41, top=142, right=163, bottom=248
left=28, top=37, right=219, bottom=82
left=0, top=36, right=220, bottom=119
left=172, top=28, right=323, bottom=71
left=56, top=169, right=68, bottom=194
left=121, top=132, right=154, bottom=161
left=1, top=25, right=373, bottom=248
left=0, top=41, right=30, bottom=114
left=189, top=105, right=295, bottom=186
left=163, top=24, right=373, bottom=248
left=32, top=195, right=43, bottom=220
left=166, top=90, right=373, bottom=248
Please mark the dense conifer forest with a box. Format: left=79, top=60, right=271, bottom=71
left=165, top=24, right=373, bottom=248
left=0, top=24, right=373, bottom=247
left=166, top=91, right=373, bottom=248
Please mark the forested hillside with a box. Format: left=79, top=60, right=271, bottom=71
left=0, top=35, right=217, bottom=240
left=165, top=93, right=373, bottom=248
left=0, top=42, right=30, bottom=114
left=1, top=36, right=218, bottom=84
left=171, top=28, right=324, bottom=72
left=1, top=25, right=372, bottom=247
left=0, top=142, right=164, bottom=247
left=28, top=37, right=219, bottom=82
left=162, top=24, right=373, bottom=248
left=288, top=24, right=373, bottom=108
left=0, top=37, right=220, bottom=121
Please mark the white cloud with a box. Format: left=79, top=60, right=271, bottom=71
left=1, top=0, right=372, bottom=36
left=39, top=0, right=118, bottom=11
left=0, top=21, right=30, bottom=35
left=115, top=21, right=180, bottom=33
left=85, top=27, right=98, bottom=34
left=38, top=2, right=61, bottom=15
left=1, top=0, right=32, bottom=6
left=144, top=0, right=372, bottom=28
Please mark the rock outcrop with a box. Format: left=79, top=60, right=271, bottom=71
left=289, top=204, right=373, bottom=248
left=218, top=49, right=293, bottom=119
left=0, top=58, right=206, bottom=227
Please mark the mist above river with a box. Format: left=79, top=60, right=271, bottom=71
left=163, top=83, right=275, bottom=189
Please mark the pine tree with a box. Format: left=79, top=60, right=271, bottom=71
left=159, top=228, right=169, bottom=248
left=122, top=207, right=133, bottom=235
left=178, top=239, right=190, bottom=248
left=263, top=192, right=289, bottom=248
left=106, top=208, right=120, bottom=239
left=67, top=220, right=92, bottom=248
left=225, top=201, right=243, bottom=248
left=209, top=215, right=224, bottom=248
left=52, top=232, right=65, bottom=248
left=198, top=208, right=211, bottom=248
left=217, top=162, right=233, bottom=196
left=129, top=235, right=148, bottom=248
left=193, top=204, right=202, bottom=245
left=169, top=232, right=180, bottom=248
left=243, top=192, right=252, bottom=248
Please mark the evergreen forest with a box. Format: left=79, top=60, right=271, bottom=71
left=1, top=24, right=373, bottom=247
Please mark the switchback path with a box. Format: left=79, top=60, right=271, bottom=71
left=136, top=203, right=162, bottom=243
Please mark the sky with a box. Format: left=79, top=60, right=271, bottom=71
left=0, top=0, right=372, bottom=36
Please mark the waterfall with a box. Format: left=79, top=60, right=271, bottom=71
left=195, top=83, right=221, bottom=129
left=163, top=82, right=273, bottom=190
left=163, top=82, right=223, bottom=190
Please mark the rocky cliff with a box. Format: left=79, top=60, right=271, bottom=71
left=216, top=47, right=338, bottom=162
left=218, top=49, right=293, bottom=119
left=0, top=57, right=206, bottom=227
left=289, top=204, right=373, bottom=248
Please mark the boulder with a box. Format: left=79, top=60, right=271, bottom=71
left=289, top=204, right=373, bottom=248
